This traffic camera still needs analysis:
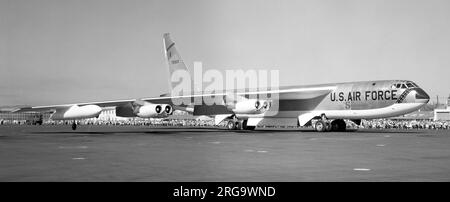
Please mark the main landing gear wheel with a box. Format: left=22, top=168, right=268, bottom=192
left=331, top=119, right=347, bottom=132
left=325, top=122, right=332, bottom=132
left=226, top=120, right=255, bottom=130
left=72, top=122, right=77, bottom=130
left=226, top=121, right=236, bottom=130
left=314, top=120, right=327, bottom=132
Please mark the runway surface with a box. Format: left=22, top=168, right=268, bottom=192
left=0, top=125, right=449, bottom=181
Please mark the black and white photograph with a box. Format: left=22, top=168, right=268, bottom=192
left=1, top=0, right=449, bottom=199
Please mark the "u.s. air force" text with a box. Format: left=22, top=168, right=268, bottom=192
left=330, top=90, right=398, bottom=102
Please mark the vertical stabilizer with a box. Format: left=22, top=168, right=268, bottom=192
left=163, top=33, right=189, bottom=91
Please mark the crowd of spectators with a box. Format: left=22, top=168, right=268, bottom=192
left=0, top=118, right=215, bottom=127
left=1, top=118, right=449, bottom=130
left=358, top=119, right=450, bottom=130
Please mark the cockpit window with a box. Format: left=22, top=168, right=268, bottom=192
left=408, top=81, right=419, bottom=88
left=393, top=82, right=418, bottom=89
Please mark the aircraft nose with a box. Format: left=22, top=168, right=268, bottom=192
left=415, top=88, right=430, bottom=103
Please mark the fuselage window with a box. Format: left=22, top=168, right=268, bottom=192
left=406, top=83, right=414, bottom=88
left=396, top=84, right=401, bottom=88
left=401, top=84, right=407, bottom=89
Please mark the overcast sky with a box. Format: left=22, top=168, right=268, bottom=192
left=1, top=0, right=449, bottom=106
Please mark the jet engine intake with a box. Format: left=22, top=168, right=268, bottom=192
left=136, top=104, right=164, bottom=118
left=161, top=104, right=173, bottom=115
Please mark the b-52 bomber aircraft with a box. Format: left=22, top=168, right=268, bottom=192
left=14, top=33, right=430, bottom=132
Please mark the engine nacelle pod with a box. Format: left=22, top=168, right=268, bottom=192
left=232, top=99, right=270, bottom=114
left=51, top=105, right=102, bottom=120
left=161, top=104, right=173, bottom=115
left=136, top=104, right=163, bottom=118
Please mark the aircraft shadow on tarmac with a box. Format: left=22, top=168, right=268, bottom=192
left=29, top=129, right=263, bottom=136
left=28, top=127, right=427, bottom=135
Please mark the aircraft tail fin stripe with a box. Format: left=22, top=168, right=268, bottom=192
left=166, top=43, right=175, bottom=51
